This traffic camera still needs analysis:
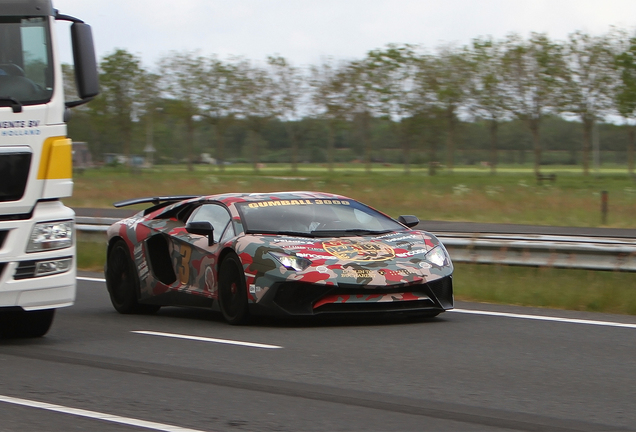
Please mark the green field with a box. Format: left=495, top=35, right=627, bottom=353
left=70, top=163, right=636, bottom=228
left=74, top=164, right=636, bottom=315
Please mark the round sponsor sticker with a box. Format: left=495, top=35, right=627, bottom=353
left=419, top=261, right=432, bottom=269
left=316, top=265, right=329, bottom=273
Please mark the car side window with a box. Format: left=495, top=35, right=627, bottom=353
left=188, top=204, right=231, bottom=243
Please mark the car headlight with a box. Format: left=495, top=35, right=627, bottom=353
left=269, top=252, right=312, bottom=272
left=425, top=245, right=448, bottom=267
left=27, top=220, right=73, bottom=252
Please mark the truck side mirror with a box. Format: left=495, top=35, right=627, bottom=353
left=70, top=22, right=99, bottom=101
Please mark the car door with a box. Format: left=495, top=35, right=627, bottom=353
left=170, top=203, right=233, bottom=297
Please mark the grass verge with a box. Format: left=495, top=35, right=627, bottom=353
left=454, top=263, right=636, bottom=315
left=77, top=241, right=106, bottom=273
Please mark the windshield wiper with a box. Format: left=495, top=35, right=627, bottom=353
left=247, top=230, right=316, bottom=238
left=0, top=97, right=22, bottom=113
left=311, top=229, right=394, bottom=237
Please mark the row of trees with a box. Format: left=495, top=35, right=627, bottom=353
left=66, top=28, right=636, bottom=175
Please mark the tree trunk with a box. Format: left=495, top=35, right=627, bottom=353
left=121, top=115, right=132, bottom=170
left=489, top=119, right=498, bottom=175
left=401, top=123, right=410, bottom=175
left=361, top=111, right=372, bottom=173
left=185, top=115, right=194, bottom=172
left=529, top=118, right=541, bottom=175
left=215, top=122, right=225, bottom=173
left=446, top=110, right=455, bottom=172
left=285, top=122, right=299, bottom=172
left=629, top=125, right=635, bottom=176
left=582, top=117, right=593, bottom=176
left=428, top=134, right=438, bottom=176
left=145, top=116, right=153, bottom=167
left=251, top=130, right=260, bottom=173
left=327, top=120, right=335, bottom=172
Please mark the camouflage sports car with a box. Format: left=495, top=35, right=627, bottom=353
left=104, top=192, right=454, bottom=324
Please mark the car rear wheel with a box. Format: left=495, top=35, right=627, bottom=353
left=218, top=254, right=250, bottom=325
left=105, top=239, right=160, bottom=315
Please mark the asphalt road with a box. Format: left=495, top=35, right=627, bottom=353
left=1, top=275, right=635, bottom=432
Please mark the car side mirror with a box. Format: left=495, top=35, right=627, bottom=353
left=398, top=215, right=419, bottom=228
left=186, top=221, right=215, bottom=246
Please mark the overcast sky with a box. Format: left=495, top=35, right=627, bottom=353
left=52, top=0, right=636, bottom=68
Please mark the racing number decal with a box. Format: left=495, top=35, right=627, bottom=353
left=177, top=244, right=192, bottom=285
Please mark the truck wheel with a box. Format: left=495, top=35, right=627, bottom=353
left=105, top=239, right=159, bottom=315
left=218, top=254, right=250, bottom=325
left=19, top=309, right=56, bottom=337
left=0, top=309, right=55, bottom=338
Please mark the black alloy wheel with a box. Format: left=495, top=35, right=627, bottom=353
left=105, top=239, right=159, bottom=314
left=218, top=253, right=250, bottom=325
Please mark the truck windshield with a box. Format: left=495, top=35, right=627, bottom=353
left=0, top=17, right=53, bottom=105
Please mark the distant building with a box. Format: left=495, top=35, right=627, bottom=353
left=72, top=142, right=92, bottom=169
left=200, top=153, right=217, bottom=164
left=103, top=153, right=144, bottom=167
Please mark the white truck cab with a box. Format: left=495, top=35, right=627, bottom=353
left=0, top=0, right=98, bottom=337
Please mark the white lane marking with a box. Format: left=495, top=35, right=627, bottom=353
left=132, top=330, right=283, bottom=349
left=78, top=277, right=635, bottom=330
left=450, top=308, right=636, bottom=329
left=77, top=276, right=106, bottom=283
left=0, top=394, right=207, bottom=432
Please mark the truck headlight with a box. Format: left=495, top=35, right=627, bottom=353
left=27, top=220, right=73, bottom=252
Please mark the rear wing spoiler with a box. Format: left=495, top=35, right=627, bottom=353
left=113, top=195, right=201, bottom=208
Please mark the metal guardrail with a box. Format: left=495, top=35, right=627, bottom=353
left=439, top=233, right=636, bottom=272
left=76, top=218, right=636, bottom=272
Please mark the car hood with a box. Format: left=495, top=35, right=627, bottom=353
left=234, top=230, right=452, bottom=287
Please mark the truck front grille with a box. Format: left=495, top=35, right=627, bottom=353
left=14, top=260, right=36, bottom=280
left=0, top=152, right=31, bottom=202
left=0, top=230, right=7, bottom=248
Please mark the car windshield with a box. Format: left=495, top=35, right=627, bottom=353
left=236, top=198, right=406, bottom=237
left=0, top=17, right=53, bottom=105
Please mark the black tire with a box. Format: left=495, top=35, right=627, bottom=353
left=0, top=309, right=55, bottom=338
left=415, top=310, right=441, bottom=319
left=105, top=239, right=160, bottom=315
left=218, top=253, right=250, bottom=325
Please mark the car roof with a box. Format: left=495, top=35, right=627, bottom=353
left=135, top=191, right=357, bottom=220
left=209, top=191, right=352, bottom=205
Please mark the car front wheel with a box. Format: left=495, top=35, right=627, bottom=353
left=218, top=253, right=250, bottom=325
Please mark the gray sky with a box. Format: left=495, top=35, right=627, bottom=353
left=52, top=0, right=636, bottom=67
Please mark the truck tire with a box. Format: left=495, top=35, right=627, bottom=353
left=0, top=309, right=55, bottom=338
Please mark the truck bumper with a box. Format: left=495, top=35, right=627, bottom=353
left=0, top=201, right=76, bottom=311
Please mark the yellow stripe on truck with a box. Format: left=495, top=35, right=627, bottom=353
left=37, top=137, right=72, bottom=180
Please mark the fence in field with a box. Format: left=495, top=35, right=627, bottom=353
left=77, top=217, right=636, bottom=272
